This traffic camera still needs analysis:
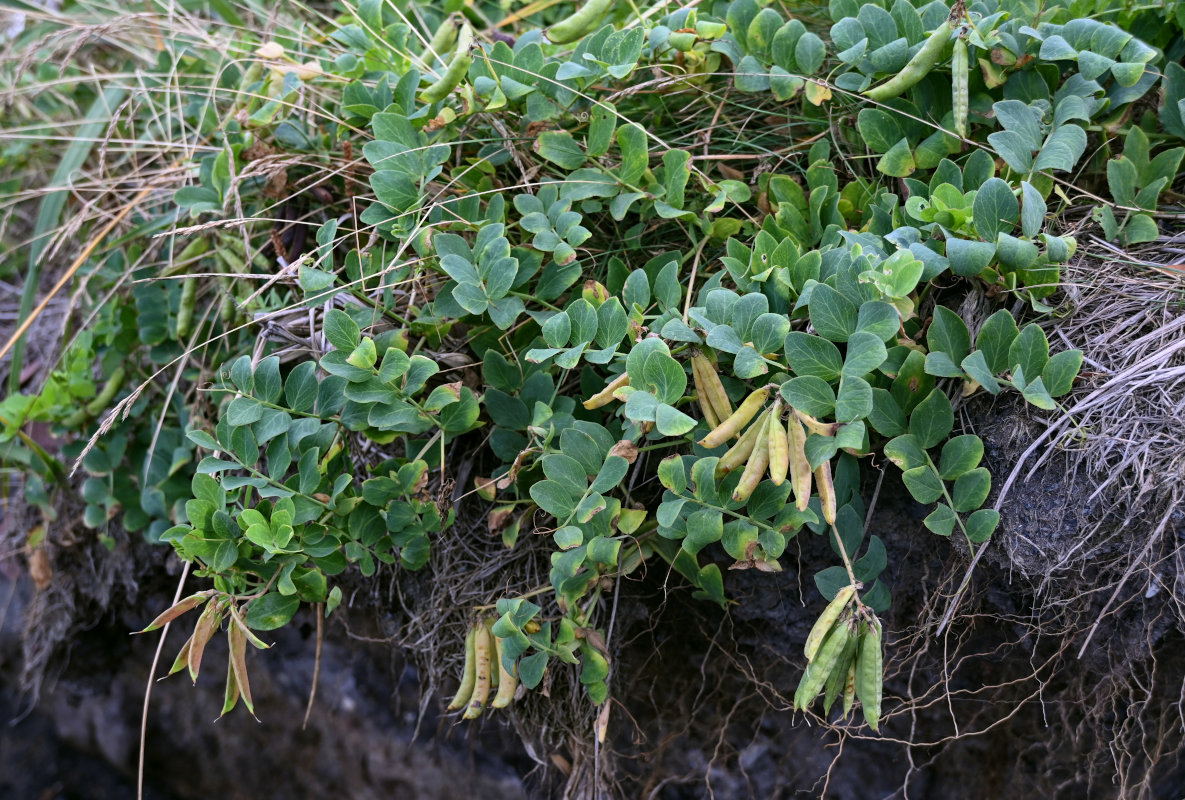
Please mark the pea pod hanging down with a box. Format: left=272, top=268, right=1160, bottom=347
left=699, top=387, right=770, bottom=448
left=863, top=2, right=962, bottom=102
left=419, top=23, right=473, bottom=104
left=546, top=0, right=613, bottom=45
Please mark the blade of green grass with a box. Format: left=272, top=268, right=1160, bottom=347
left=9, top=85, right=128, bottom=393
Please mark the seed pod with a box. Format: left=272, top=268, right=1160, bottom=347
left=815, top=459, right=837, bottom=526
left=690, top=356, right=721, bottom=429
left=491, top=633, right=518, bottom=709
left=855, top=620, right=884, bottom=731
left=82, top=366, right=127, bottom=417
left=731, top=411, right=772, bottom=503
left=787, top=414, right=812, bottom=511
left=138, top=591, right=212, bottom=633
left=714, top=411, right=766, bottom=476
left=420, top=23, right=473, bottom=104
left=767, top=399, right=789, bottom=486
left=464, top=622, right=493, bottom=719
left=793, top=408, right=838, bottom=437
left=227, top=619, right=254, bottom=716
left=420, top=17, right=459, bottom=70
left=176, top=235, right=210, bottom=263
left=804, top=585, right=856, bottom=662
left=953, top=37, right=969, bottom=137
left=823, top=627, right=859, bottom=716
left=699, top=387, right=769, bottom=448
left=167, top=636, right=193, bottom=677
left=187, top=599, right=223, bottom=684
left=863, top=18, right=954, bottom=102
left=693, top=352, right=733, bottom=423
left=175, top=276, right=197, bottom=340
left=583, top=372, right=630, bottom=409
left=447, top=624, right=478, bottom=711
left=842, top=657, right=857, bottom=718
left=546, top=0, right=613, bottom=44
left=221, top=646, right=241, bottom=716
left=794, top=617, right=851, bottom=711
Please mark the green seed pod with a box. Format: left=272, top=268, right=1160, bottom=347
left=447, top=624, right=478, bottom=711
left=794, top=617, right=851, bottom=711
left=953, top=37, right=969, bottom=137
left=804, top=585, right=856, bottom=662
left=855, top=619, right=884, bottom=731
left=420, top=23, right=473, bottom=104
left=863, top=19, right=953, bottom=102
left=546, top=0, right=613, bottom=45
left=175, top=277, right=197, bottom=340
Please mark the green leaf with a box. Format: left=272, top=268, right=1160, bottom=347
left=835, top=376, right=873, bottom=423
left=1123, top=213, right=1159, bottom=245
left=587, top=536, right=621, bottom=566
left=543, top=454, right=588, bottom=495
left=927, top=306, right=971, bottom=365
left=655, top=403, right=697, bottom=436
left=734, top=56, right=770, bottom=93
left=586, top=101, right=616, bottom=157
left=683, top=508, right=723, bottom=555
left=542, top=312, right=572, bottom=348
left=781, top=376, right=836, bottom=418
left=245, top=593, right=300, bottom=631
left=973, top=178, right=1019, bottom=241
left=794, top=32, right=826, bottom=73
left=908, top=388, right=953, bottom=449
left=567, top=298, right=599, bottom=345
left=254, top=357, right=282, bottom=404
left=808, top=284, right=858, bottom=342
left=226, top=397, right=264, bottom=426
left=285, top=361, right=319, bottom=412
left=960, top=351, right=1001, bottom=394
left=924, top=503, right=956, bottom=536
left=857, top=108, right=904, bottom=154
left=658, top=455, right=687, bottom=493
left=951, top=467, right=990, bottom=512
left=855, top=301, right=901, bottom=342
left=867, top=388, right=907, bottom=436
left=663, top=150, right=692, bottom=210
left=554, top=526, right=583, bottom=549
left=641, top=351, right=687, bottom=405
left=230, top=356, right=253, bottom=394
left=535, top=130, right=586, bottom=170
left=901, top=465, right=944, bottom=503
left=1042, top=350, right=1082, bottom=397
left=346, top=337, right=377, bottom=369
left=945, top=237, right=995, bottom=277
left=924, top=351, right=964, bottom=378
left=784, top=332, right=843, bottom=380
left=883, top=434, right=925, bottom=471
left=938, top=434, right=983, bottom=480
left=842, top=332, right=887, bottom=379
left=519, top=651, right=549, bottom=690
left=1008, top=324, right=1049, bottom=384
left=616, top=123, right=648, bottom=185
left=877, top=138, right=916, bottom=178
left=966, top=508, right=1000, bottom=543
left=976, top=310, right=1020, bottom=374
left=530, top=480, right=577, bottom=519
left=1019, top=182, right=1046, bottom=239
left=1021, top=376, right=1057, bottom=410
left=323, top=308, right=361, bottom=351
left=987, top=129, right=1034, bottom=173
left=1033, top=124, right=1086, bottom=173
